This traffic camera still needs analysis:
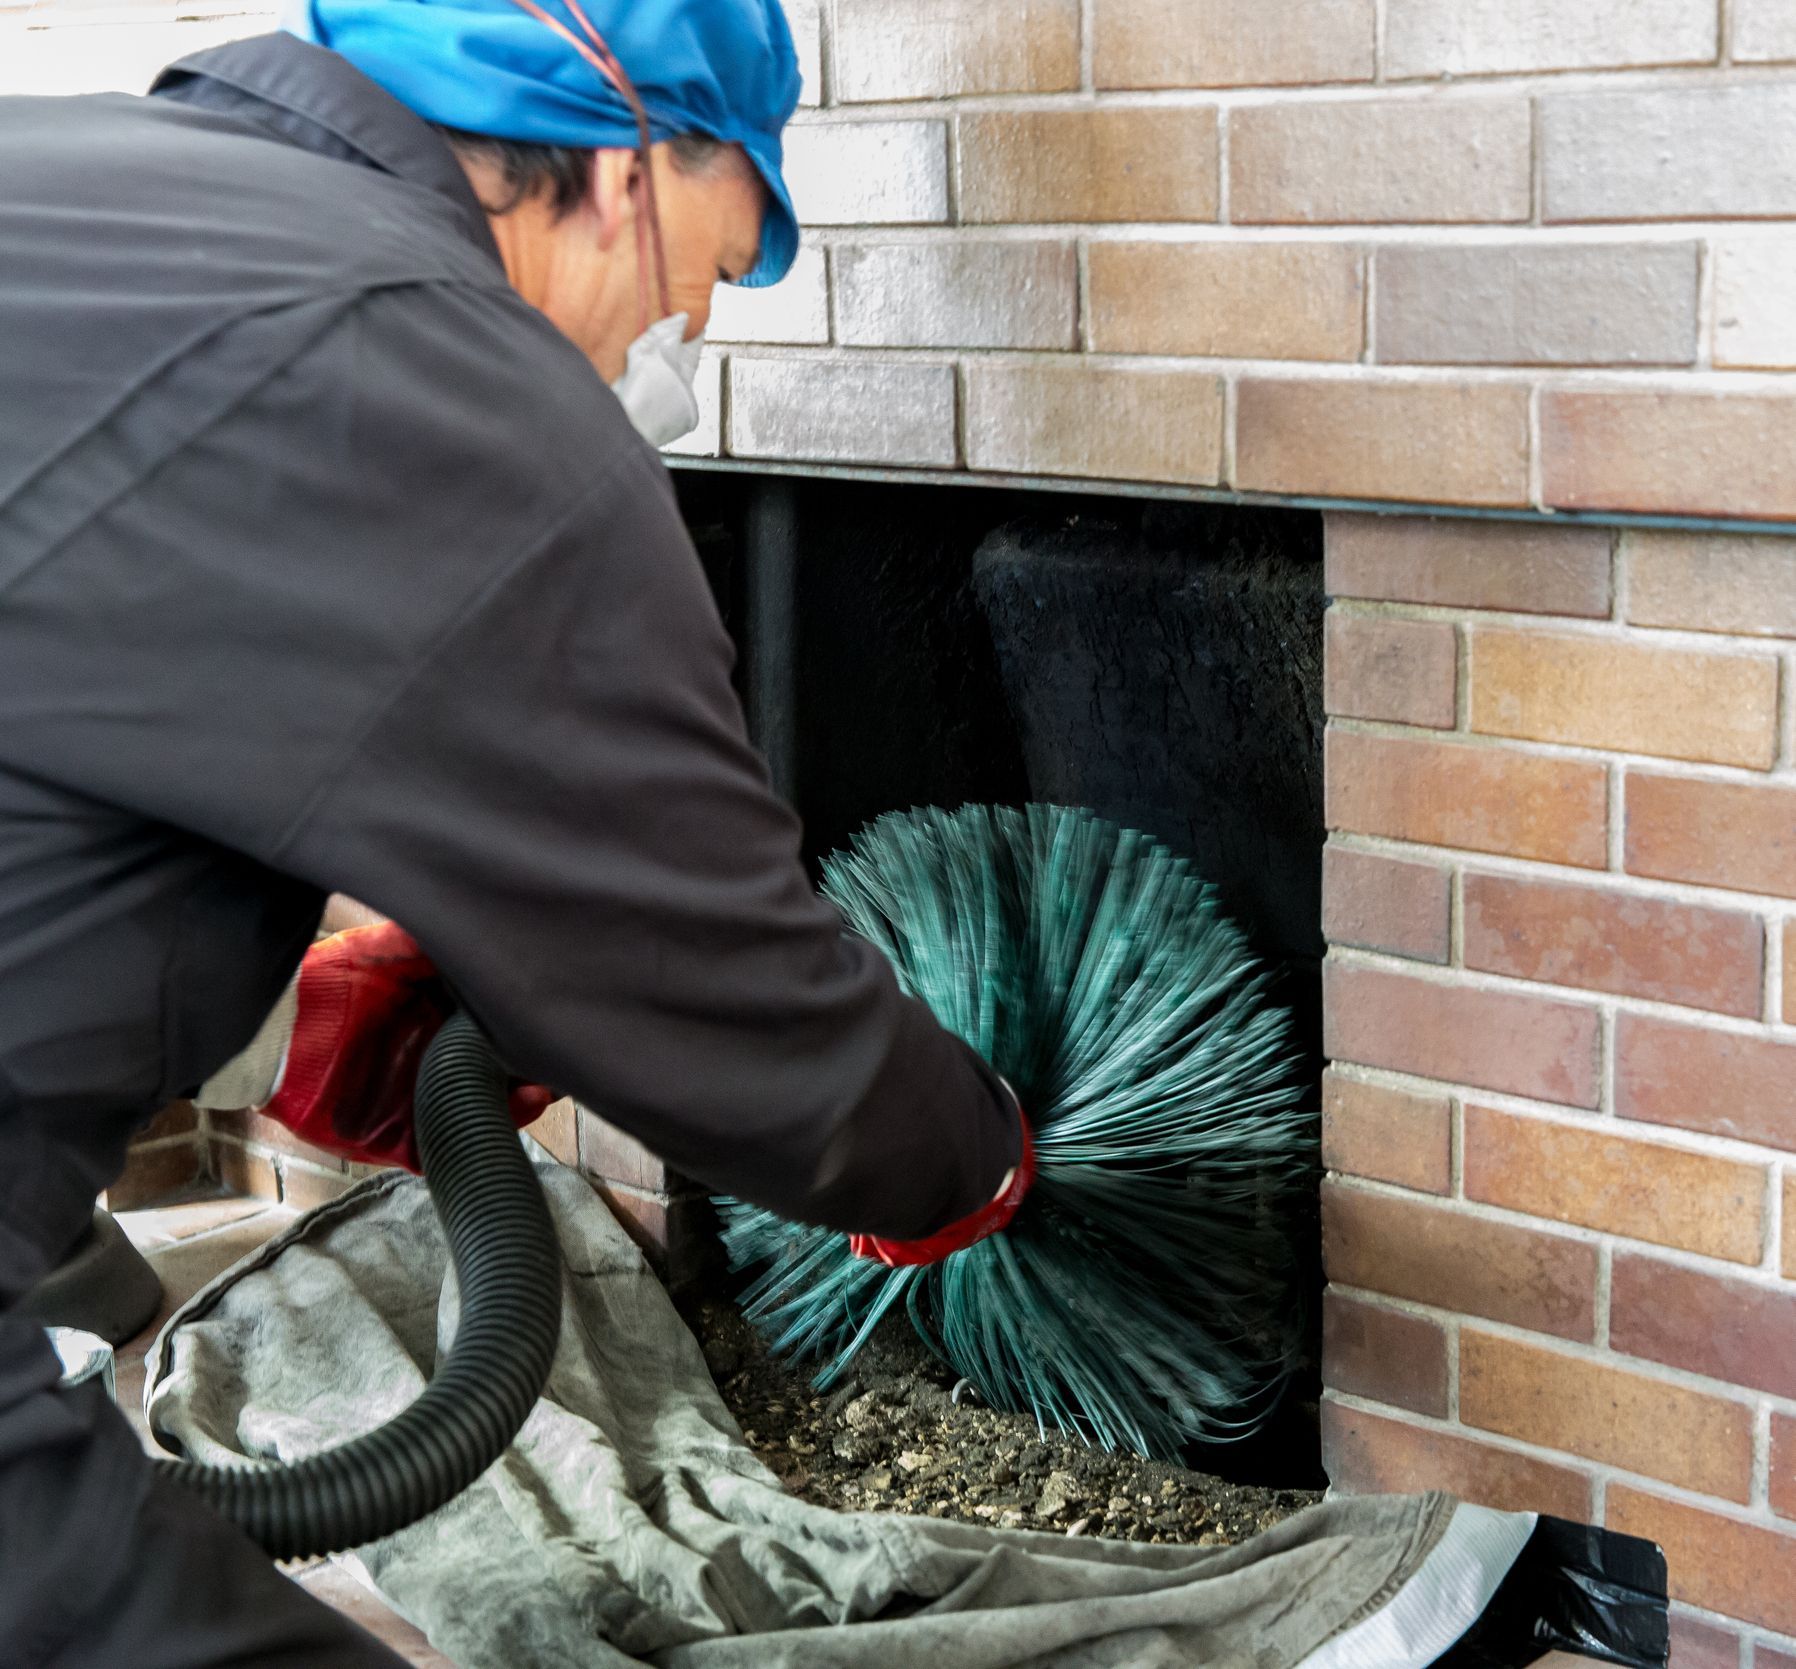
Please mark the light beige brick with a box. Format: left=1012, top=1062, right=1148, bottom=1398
left=786, top=0, right=822, bottom=106
left=1236, top=376, right=1531, bottom=506
left=784, top=120, right=948, bottom=226
left=1541, top=388, right=1796, bottom=520
left=706, top=246, right=829, bottom=346
left=1375, top=243, right=1699, bottom=367
left=958, top=108, right=1220, bottom=225
left=1230, top=98, right=1530, bottom=225
left=836, top=241, right=1076, bottom=350
left=963, top=361, right=1224, bottom=486
left=729, top=357, right=956, bottom=467
left=1626, top=531, right=1796, bottom=637
left=1542, top=86, right=1796, bottom=222
left=1735, top=0, right=1796, bottom=62
left=1326, top=516, right=1614, bottom=617
left=1089, top=242, right=1363, bottom=361
left=835, top=0, right=1079, bottom=100
left=1714, top=236, right=1796, bottom=369
left=1385, top=0, right=1716, bottom=80
left=0, top=13, right=261, bottom=95
left=1094, top=0, right=1374, bottom=89
left=659, top=352, right=722, bottom=459
left=1469, top=627, right=1780, bottom=769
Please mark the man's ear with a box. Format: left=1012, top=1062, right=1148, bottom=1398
left=589, top=147, right=636, bottom=252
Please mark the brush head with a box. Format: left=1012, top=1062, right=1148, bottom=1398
left=719, top=803, right=1319, bottom=1461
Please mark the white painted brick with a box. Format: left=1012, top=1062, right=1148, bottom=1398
left=659, top=351, right=723, bottom=458
left=729, top=356, right=956, bottom=466
left=706, top=245, right=829, bottom=345
left=1542, top=85, right=1796, bottom=222
left=1734, top=0, right=1796, bottom=63
left=784, top=0, right=822, bottom=106
left=835, top=240, right=1076, bottom=350
left=1714, top=236, right=1796, bottom=369
left=0, top=12, right=262, bottom=94
left=783, top=120, right=950, bottom=227
left=834, top=0, right=1079, bottom=101
left=1385, top=0, right=1716, bottom=80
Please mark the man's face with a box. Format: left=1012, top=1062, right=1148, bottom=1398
left=475, top=141, right=765, bottom=383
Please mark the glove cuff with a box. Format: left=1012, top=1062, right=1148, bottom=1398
left=849, top=1105, right=1036, bottom=1268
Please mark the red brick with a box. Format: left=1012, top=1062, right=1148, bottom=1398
left=1626, top=531, right=1796, bottom=637
left=526, top=1097, right=579, bottom=1168
left=1612, top=1251, right=1796, bottom=1399
left=1608, top=1485, right=1796, bottom=1636
left=1327, top=729, right=1608, bottom=868
left=1667, top=1611, right=1742, bottom=1669
left=105, top=1140, right=204, bottom=1210
left=208, top=1139, right=280, bottom=1203
left=1460, top=1328, right=1755, bottom=1500
left=1786, top=924, right=1796, bottom=1027
left=1758, top=1648, right=1796, bottom=1669
left=1326, top=959, right=1602, bottom=1109
left=1470, top=628, right=1779, bottom=770
left=594, top=1184, right=718, bottom=1291
left=1627, top=772, right=1796, bottom=900
left=1324, top=1177, right=1598, bottom=1339
left=210, top=1107, right=346, bottom=1166
left=1322, top=1398, right=1592, bottom=1517
left=279, top=1160, right=354, bottom=1212
left=1774, top=1412, right=1796, bottom=1521
left=1322, top=1068, right=1452, bottom=1193
left=1322, top=845, right=1452, bottom=964
left=132, top=1100, right=198, bottom=1144
left=1541, top=389, right=1796, bottom=521
left=1236, top=376, right=1531, bottom=507
left=1322, top=1290, right=1449, bottom=1415
left=1617, top=1013, right=1796, bottom=1154
left=1463, top=872, right=1764, bottom=1017
left=1326, top=514, right=1613, bottom=617
left=1325, top=611, right=1457, bottom=728
left=1465, top=1104, right=1766, bottom=1265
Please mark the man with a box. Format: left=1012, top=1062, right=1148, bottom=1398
left=0, top=1, right=1027, bottom=1661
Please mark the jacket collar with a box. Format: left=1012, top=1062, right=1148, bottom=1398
left=151, top=32, right=502, bottom=265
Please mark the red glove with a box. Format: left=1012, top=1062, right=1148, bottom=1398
left=848, top=1105, right=1036, bottom=1268
left=262, top=922, right=555, bottom=1173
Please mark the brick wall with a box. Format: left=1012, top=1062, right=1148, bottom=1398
left=12, top=1, right=1796, bottom=519
left=1323, top=512, right=1796, bottom=1665
left=674, top=0, right=1796, bottom=522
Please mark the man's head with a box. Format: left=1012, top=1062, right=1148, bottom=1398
left=440, top=128, right=766, bottom=380
left=288, top=0, right=800, bottom=408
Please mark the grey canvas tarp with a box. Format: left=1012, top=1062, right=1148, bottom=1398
left=143, top=1160, right=1547, bottom=1669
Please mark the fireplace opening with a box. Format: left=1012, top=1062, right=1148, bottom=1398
left=677, top=469, right=1328, bottom=1487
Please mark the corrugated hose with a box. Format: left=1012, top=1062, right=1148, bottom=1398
left=152, top=1011, right=563, bottom=1560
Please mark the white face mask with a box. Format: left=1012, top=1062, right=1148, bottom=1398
left=611, top=311, right=705, bottom=447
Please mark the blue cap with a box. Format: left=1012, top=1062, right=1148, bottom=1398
left=286, top=0, right=802, bottom=288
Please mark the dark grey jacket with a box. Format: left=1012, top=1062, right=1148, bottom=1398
left=0, top=33, right=1016, bottom=1304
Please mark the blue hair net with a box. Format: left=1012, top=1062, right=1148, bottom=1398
left=286, top=0, right=801, bottom=287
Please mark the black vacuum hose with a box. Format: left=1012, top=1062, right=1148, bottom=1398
left=153, top=1011, right=563, bottom=1560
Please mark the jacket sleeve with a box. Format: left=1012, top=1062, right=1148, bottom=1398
left=262, top=326, right=1020, bottom=1238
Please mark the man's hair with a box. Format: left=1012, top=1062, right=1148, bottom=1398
left=434, top=127, right=730, bottom=215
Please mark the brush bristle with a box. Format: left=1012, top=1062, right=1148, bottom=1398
left=718, top=804, right=1318, bottom=1461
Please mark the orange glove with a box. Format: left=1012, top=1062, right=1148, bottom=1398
left=848, top=1107, right=1036, bottom=1268
left=261, top=922, right=555, bottom=1172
